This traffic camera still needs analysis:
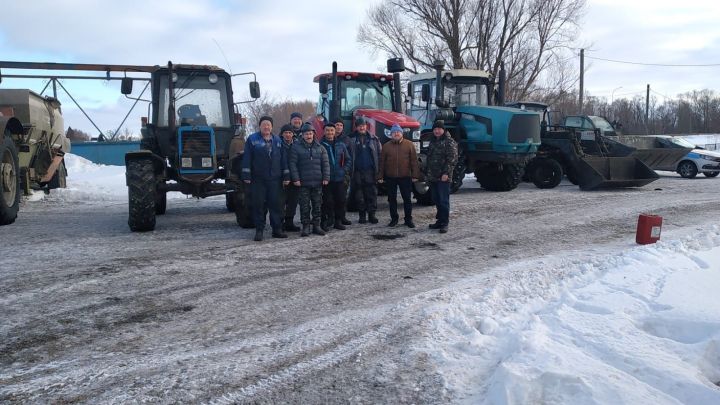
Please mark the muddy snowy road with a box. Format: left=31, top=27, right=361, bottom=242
left=1, top=174, right=719, bottom=403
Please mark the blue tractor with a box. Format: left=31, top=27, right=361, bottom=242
left=407, top=61, right=540, bottom=203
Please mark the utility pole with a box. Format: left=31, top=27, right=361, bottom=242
left=645, top=84, right=650, bottom=134
left=579, top=49, right=584, bottom=114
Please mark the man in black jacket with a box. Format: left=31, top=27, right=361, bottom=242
left=279, top=124, right=300, bottom=231
left=347, top=117, right=381, bottom=224
left=289, top=124, right=330, bottom=236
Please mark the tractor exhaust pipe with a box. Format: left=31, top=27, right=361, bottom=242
left=167, top=61, right=176, bottom=131
left=387, top=58, right=405, bottom=113
left=433, top=60, right=445, bottom=107
left=497, top=62, right=506, bottom=106
left=330, top=61, right=339, bottom=123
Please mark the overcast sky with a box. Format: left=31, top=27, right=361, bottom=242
left=1, top=0, right=719, bottom=136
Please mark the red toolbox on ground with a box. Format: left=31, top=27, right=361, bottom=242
left=636, top=214, right=663, bottom=245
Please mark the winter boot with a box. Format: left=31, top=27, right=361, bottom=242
left=404, top=218, right=416, bottom=228
left=283, top=218, right=300, bottom=232
left=368, top=211, right=379, bottom=224
left=334, top=222, right=346, bottom=230
left=439, top=224, right=448, bottom=234
left=387, top=217, right=398, bottom=227
left=321, top=217, right=331, bottom=233
left=358, top=211, right=367, bottom=224
left=301, top=224, right=311, bottom=237
left=272, top=229, right=288, bottom=238
left=312, top=224, right=326, bottom=236
left=428, top=222, right=442, bottom=229
left=341, top=217, right=352, bottom=225
left=253, top=229, right=264, bottom=241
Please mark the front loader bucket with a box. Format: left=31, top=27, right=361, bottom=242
left=572, top=156, right=659, bottom=190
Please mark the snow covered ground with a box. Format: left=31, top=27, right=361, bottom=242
left=414, top=226, right=720, bottom=404
left=2, top=154, right=719, bottom=403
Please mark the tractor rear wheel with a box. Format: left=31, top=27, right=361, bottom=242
left=127, top=159, right=156, bottom=232
left=225, top=190, right=236, bottom=212
left=476, top=163, right=524, bottom=191
left=234, top=188, right=254, bottom=228
left=451, top=158, right=466, bottom=194
left=0, top=136, right=20, bottom=225
left=155, top=189, right=167, bottom=215
left=530, top=158, right=563, bottom=189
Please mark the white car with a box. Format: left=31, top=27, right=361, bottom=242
left=676, top=148, right=720, bottom=178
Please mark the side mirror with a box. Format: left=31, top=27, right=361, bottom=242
left=121, top=78, right=133, bottom=95
left=319, top=76, right=328, bottom=94
left=421, top=84, right=430, bottom=102
left=249, top=81, right=260, bottom=99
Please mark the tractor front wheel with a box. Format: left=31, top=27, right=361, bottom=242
left=530, top=158, right=563, bottom=189
left=0, top=136, right=20, bottom=225
left=476, top=163, right=524, bottom=191
left=127, top=159, right=156, bottom=232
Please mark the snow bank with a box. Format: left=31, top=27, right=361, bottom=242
left=415, top=225, right=720, bottom=404
left=46, top=154, right=190, bottom=203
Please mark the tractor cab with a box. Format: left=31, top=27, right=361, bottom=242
left=314, top=59, right=420, bottom=145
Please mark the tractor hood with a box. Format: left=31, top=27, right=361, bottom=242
left=355, top=109, right=420, bottom=129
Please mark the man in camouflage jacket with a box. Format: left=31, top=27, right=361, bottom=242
left=424, top=121, right=458, bottom=233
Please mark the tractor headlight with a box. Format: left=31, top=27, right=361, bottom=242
left=172, top=72, right=178, bottom=83
left=412, top=130, right=421, bottom=140
left=384, top=128, right=392, bottom=138
left=208, top=73, right=218, bottom=84
left=202, top=157, right=212, bottom=168
left=181, top=157, right=192, bottom=167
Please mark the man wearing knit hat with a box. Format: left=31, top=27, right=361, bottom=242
left=279, top=124, right=300, bottom=232
left=241, top=115, right=290, bottom=241
left=378, top=123, right=420, bottom=228
left=289, top=112, right=303, bottom=139
left=424, top=120, right=458, bottom=233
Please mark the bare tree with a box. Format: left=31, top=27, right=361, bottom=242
left=358, top=0, right=586, bottom=101
left=240, top=93, right=316, bottom=133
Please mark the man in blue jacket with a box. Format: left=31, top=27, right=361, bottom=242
left=347, top=117, right=381, bottom=224
left=320, top=123, right=352, bottom=231
left=242, top=116, right=290, bottom=241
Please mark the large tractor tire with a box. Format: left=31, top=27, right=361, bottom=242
left=155, top=189, right=167, bottom=215
left=234, top=189, right=254, bottom=228
left=413, top=181, right=433, bottom=206
left=677, top=160, right=698, bottom=179
left=529, top=158, right=563, bottom=189
left=225, top=191, right=236, bottom=212
left=127, top=159, right=156, bottom=232
left=451, top=158, right=467, bottom=194
left=476, top=163, right=524, bottom=191
left=704, top=171, right=719, bottom=178
left=0, top=136, right=20, bottom=225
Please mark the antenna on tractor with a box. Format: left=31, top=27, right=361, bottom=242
left=212, top=38, right=233, bottom=75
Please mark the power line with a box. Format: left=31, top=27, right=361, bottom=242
left=584, top=55, right=720, bottom=67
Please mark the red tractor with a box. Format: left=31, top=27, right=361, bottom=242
left=312, top=58, right=420, bottom=147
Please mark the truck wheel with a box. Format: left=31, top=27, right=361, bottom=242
left=530, top=158, right=563, bottom=189
left=155, top=189, right=167, bottom=215
left=476, top=163, right=523, bottom=191
left=703, top=171, right=719, bottom=178
left=234, top=189, right=254, bottom=228
left=0, top=136, right=20, bottom=225
left=127, top=159, right=156, bottom=232
left=47, top=161, right=67, bottom=189
left=413, top=181, right=433, bottom=206
left=677, top=160, right=698, bottom=178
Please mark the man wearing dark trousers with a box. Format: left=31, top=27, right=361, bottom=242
left=241, top=116, right=290, bottom=241
left=347, top=117, right=381, bottom=224
left=425, top=121, right=458, bottom=233
left=378, top=123, right=420, bottom=228
left=289, top=124, right=330, bottom=236
left=279, top=124, right=300, bottom=232
left=320, top=123, right=352, bottom=231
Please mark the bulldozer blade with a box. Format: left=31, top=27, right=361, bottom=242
left=573, top=156, right=659, bottom=190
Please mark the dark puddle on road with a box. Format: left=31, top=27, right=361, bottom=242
left=413, top=241, right=442, bottom=250
left=372, top=233, right=405, bottom=240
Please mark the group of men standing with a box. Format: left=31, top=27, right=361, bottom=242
left=241, top=113, right=458, bottom=241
